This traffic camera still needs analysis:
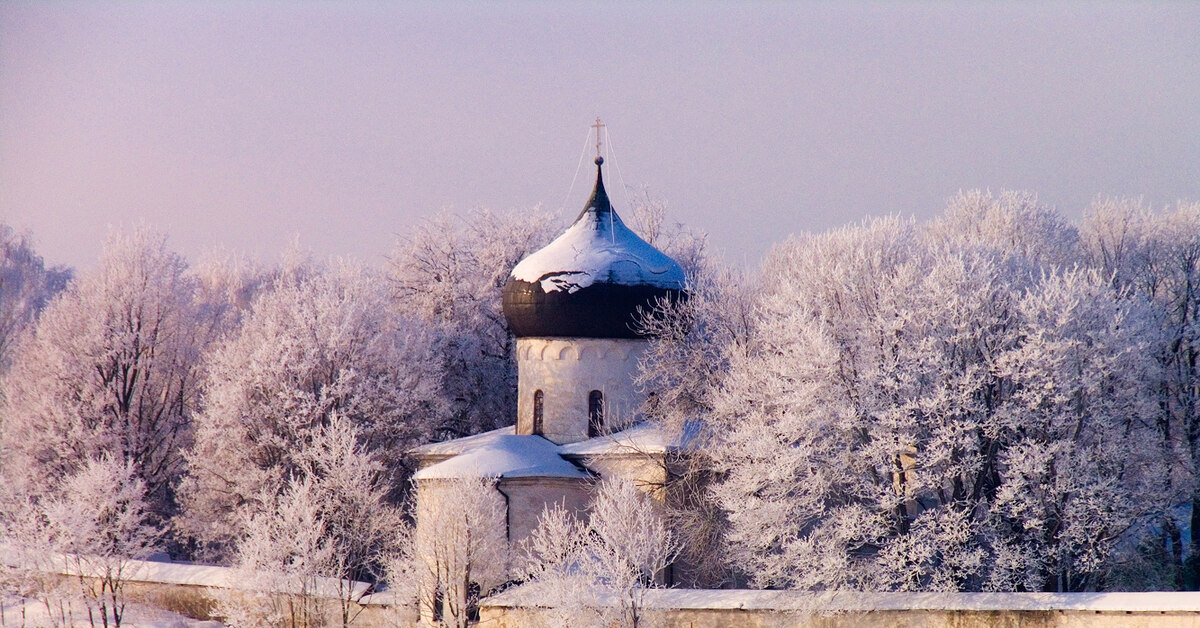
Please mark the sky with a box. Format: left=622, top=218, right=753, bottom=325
left=2, top=1, right=1198, bottom=271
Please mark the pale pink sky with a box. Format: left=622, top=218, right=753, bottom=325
left=2, top=1, right=1198, bottom=270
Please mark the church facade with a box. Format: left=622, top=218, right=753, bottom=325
left=409, top=154, right=688, bottom=621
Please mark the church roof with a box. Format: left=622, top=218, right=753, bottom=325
left=410, top=425, right=515, bottom=464
left=412, top=434, right=591, bottom=481
left=502, top=158, right=686, bottom=339
left=557, top=420, right=701, bottom=457
left=412, top=421, right=699, bottom=482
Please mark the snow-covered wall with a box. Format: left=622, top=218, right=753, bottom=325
left=480, top=589, right=1200, bottom=627
left=515, top=337, right=645, bottom=444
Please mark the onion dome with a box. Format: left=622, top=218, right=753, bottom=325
left=503, top=158, right=686, bottom=339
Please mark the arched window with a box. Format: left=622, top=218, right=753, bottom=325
left=532, top=390, right=544, bottom=435
left=588, top=390, right=604, bottom=437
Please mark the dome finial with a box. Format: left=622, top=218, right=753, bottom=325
left=591, top=117, right=606, bottom=166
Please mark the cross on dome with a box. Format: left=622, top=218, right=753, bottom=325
left=592, top=117, right=606, bottom=165
left=501, top=121, right=686, bottom=339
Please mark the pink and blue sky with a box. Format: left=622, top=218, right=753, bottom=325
left=2, top=1, right=1198, bottom=270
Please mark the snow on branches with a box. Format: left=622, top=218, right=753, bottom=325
left=520, top=478, right=679, bottom=628
left=0, top=227, right=203, bottom=519
left=670, top=199, right=1177, bottom=592
left=179, top=258, right=443, bottom=557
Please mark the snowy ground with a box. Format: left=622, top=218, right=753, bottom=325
left=0, top=594, right=223, bottom=628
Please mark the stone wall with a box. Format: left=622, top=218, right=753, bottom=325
left=19, top=571, right=1200, bottom=627
left=497, top=476, right=593, bottom=544
left=478, top=589, right=1200, bottom=628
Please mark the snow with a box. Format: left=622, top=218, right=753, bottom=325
left=484, top=587, right=1200, bottom=613
left=409, top=425, right=516, bottom=462
left=557, top=420, right=700, bottom=456
left=510, top=206, right=684, bottom=293
left=412, top=434, right=591, bottom=480
left=0, top=546, right=370, bottom=599
left=413, top=420, right=696, bottom=480
left=0, top=594, right=225, bottom=627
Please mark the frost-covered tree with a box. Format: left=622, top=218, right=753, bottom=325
left=695, top=206, right=1168, bottom=592
left=627, top=185, right=710, bottom=283
left=518, top=502, right=592, bottom=627
left=0, top=228, right=203, bottom=520
left=521, top=479, right=678, bottom=627
left=293, top=416, right=401, bottom=590
left=928, top=189, right=1080, bottom=270
left=215, top=476, right=337, bottom=628
left=635, top=265, right=755, bottom=586
left=0, top=223, right=71, bottom=374
left=984, top=269, right=1165, bottom=591
left=707, top=216, right=958, bottom=589
left=389, top=208, right=558, bottom=438
left=179, top=259, right=443, bottom=557
left=381, top=523, right=420, bottom=626
left=414, top=478, right=508, bottom=628
left=1080, top=198, right=1200, bottom=585
left=189, top=247, right=274, bottom=339
left=216, top=419, right=402, bottom=628
left=35, top=456, right=163, bottom=628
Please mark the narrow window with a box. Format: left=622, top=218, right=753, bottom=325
left=432, top=586, right=444, bottom=621
left=532, top=390, right=544, bottom=435
left=588, top=390, right=604, bottom=437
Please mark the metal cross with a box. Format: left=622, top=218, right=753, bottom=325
left=592, top=117, right=605, bottom=160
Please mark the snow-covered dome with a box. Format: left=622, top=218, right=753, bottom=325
left=503, top=158, right=686, bottom=339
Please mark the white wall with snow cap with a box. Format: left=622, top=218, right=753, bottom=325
left=480, top=588, right=1200, bottom=627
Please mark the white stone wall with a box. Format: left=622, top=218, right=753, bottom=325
left=573, top=453, right=668, bottom=498
left=497, top=477, right=593, bottom=546
left=515, top=337, right=646, bottom=444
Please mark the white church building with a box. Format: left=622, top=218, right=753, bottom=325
left=408, top=152, right=689, bottom=617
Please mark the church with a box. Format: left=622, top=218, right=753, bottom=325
left=408, top=148, right=689, bottom=617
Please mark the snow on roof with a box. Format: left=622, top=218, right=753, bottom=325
left=509, top=192, right=684, bottom=294
left=414, top=421, right=692, bottom=478
left=410, top=425, right=516, bottom=461
left=412, top=434, right=591, bottom=481
left=483, top=587, right=1200, bottom=613
left=557, top=421, right=700, bottom=457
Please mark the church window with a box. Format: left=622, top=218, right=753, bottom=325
left=588, top=390, right=604, bottom=437
left=532, top=390, right=544, bottom=435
